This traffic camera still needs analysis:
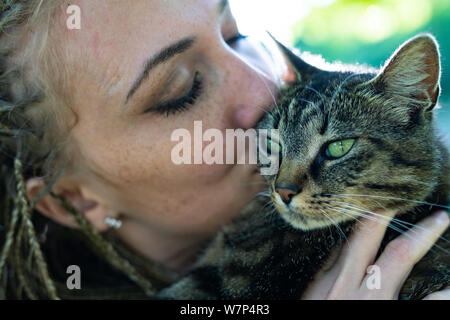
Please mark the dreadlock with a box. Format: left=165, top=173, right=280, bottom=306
left=0, top=0, right=172, bottom=300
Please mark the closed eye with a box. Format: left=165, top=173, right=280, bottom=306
left=146, top=72, right=203, bottom=117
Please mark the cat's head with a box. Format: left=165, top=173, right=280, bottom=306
left=259, top=34, right=442, bottom=230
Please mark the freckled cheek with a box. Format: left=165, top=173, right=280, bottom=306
left=90, top=112, right=239, bottom=191
left=90, top=145, right=151, bottom=186
left=106, top=139, right=234, bottom=189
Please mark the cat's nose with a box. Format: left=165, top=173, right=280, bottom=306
left=275, top=185, right=299, bottom=204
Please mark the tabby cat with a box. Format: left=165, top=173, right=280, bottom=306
left=157, top=34, right=450, bottom=300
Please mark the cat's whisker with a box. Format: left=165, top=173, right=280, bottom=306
left=330, top=206, right=406, bottom=237
left=254, top=70, right=280, bottom=113
left=261, top=205, right=278, bottom=219
left=331, top=201, right=450, bottom=246
left=319, top=209, right=348, bottom=243
left=330, top=203, right=450, bottom=255
left=371, top=199, right=389, bottom=212
left=334, top=201, right=407, bottom=225
left=332, top=200, right=406, bottom=223
left=320, top=209, right=335, bottom=240
left=328, top=200, right=409, bottom=235
left=256, top=191, right=271, bottom=198
left=329, top=72, right=363, bottom=109
left=259, top=202, right=274, bottom=216
left=402, top=178, right=436, bottom=187
left=339, top=206, right=450, bottom=255
left=325, top=205, right=385, bottom=226
left=324, top=193, right=450, bottom=210
left=330, top=206, right=408, bottom=236
left=330, top=195, right=450, bottom=252
left=324, top=205, right=361, bottom=225
left=261, top=199, right=275, bottom=212
left=322, top=193, right=376, bottom=212
left=255, top=187, right=271, bottom=195
left=304, top=85, right=326, bottom=106
left=297, top=98, right=316, bottom=106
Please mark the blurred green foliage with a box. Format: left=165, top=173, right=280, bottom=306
left=291, top=0, right=450, bottom=141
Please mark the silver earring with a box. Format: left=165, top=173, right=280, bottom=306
left=104, top=217, right=122, bottom=229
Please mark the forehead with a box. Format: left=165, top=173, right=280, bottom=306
left=63, top=0, right=187, bottom=55
left=59, top=0, right=209, bottom=103
left=277, top=74, right=373, bottom=154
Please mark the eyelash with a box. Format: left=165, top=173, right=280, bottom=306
left=149, top=33, right=247, bottom=117
left=151, top=71, right=203, bottom=117
left=226, top=33, right=248, bottom=45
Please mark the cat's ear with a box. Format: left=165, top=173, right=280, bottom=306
left=268, top=33, right=317, bottom=85
left=371, top=34, right=441, bottom=111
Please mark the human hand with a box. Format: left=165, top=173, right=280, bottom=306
left=301, top=210, right=450, bottom=300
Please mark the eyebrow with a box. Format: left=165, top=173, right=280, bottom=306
left=125, top=0, right=230, bottom=103
left=126, top=38, right=195, bottom=103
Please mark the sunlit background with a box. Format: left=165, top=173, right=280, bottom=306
left=230, top=0, right=450, bottom=145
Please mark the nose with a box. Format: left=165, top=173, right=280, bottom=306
left=232, top=72, right=278, bottom=130
left=214, top=41, right=279, bottom=130
left=275, top=185, right=299, bottom=204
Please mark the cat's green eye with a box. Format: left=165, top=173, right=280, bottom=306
left=326, top=139, right=355, bottom=159
left=267, top=137, right=281, bottom=155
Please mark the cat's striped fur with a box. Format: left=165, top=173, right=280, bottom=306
left=157, top=34, right=449, bottom=300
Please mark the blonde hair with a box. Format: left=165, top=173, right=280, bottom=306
left=0, top=0, right=164, bottom=299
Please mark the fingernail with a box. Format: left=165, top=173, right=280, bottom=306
left=434, top=211, right=450, bottom=225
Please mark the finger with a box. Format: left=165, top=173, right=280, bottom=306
left=369, top=210, right=449, bottom=297
left=423, top=287, right=450, bottom=300
left=301, top=244, right=344, bottom=299
left=331, top=213, right=393, bottom=289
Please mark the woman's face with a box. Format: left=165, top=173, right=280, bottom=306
left=61, top=0, right=278, bottom=243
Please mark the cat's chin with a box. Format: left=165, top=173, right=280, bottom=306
left=278, top=208, right=352, bottom=231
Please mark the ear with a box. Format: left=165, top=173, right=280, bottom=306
left=267, top=33, right=319, bottom=85
left=26, top=177, right=118, bottom=233
left=371, top=34, right=441, bottom=111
